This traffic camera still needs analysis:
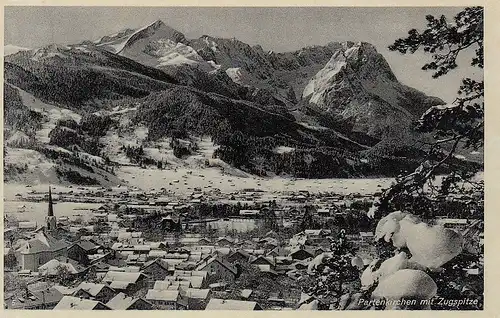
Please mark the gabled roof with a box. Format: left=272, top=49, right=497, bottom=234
left=249, top=255, right=275, bottom=266
left=241, top=289, right=253, bottom=299
left=205, top=298, right=261, bottom=310
left=146, top=289, right=179, bottom=302
left=18, top=231, right=69, bottom=254
left=153, top=281, right=172, bottom=291
left=229, top=249, right=251, bottom=260
left=196, top=256, right=237, bottom=275
left=8, top=286, right=63, bottom=309
left=54, top=296, right=110, bottom=310
left=106, top=292, right=151, bottom=310
left=183, top=288, right=210, bottom=300
left=38, top=257, right=86, bottom=275
left=142, top=258, right=169, bottom=271
left=109, top=281, right=131, bottom=290
left=74, top=282, right=111, bottom=297
left=102, top=271, right=146, bottom=284
left=74, top=240, right=100, bottom=251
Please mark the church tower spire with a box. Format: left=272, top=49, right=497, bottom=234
left=48, top=186, right=54, bottom=217
left=46, top=186, right=56, bottom=231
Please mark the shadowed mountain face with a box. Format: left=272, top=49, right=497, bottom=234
left=4, top=20, right=459, bottom=182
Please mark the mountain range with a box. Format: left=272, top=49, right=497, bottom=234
left=5, top=19, right=472, bottom=186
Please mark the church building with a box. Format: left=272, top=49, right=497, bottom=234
left=13, top=186, right=70, bottom=271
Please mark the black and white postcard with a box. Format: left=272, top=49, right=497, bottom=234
left=2, top=4, right=489, bottom=312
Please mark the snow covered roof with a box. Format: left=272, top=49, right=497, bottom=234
left=18, top=221, right=37, bottom=229
left=146, top=289, right=179, bottom=302
left=38, top=257, right=86, bottom=275
left=54, top=296, right=110, bottom=310
left=106, top=292, right=151, bottom=310
left=109, top=281, right=131, bottom=290
left=205, top=298, right=261, bottom=310
left=184, top=288, right=210, bottom=300
left=102, top=271, right=145, bottom=284
left=52, top=285, right=75, bottom=295
left=241, top=289, right=253, bottom=299
left=153, top=281, right=172, bottom=291
left=18, top=231, right=69, bottom=254
left=75, top=282, right=109, bottom=297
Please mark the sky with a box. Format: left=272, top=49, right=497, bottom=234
left=4, top=7, right=482, bottom=103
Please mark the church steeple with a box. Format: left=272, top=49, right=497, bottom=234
left=48, top=186, right=54, bottom=217
left=46, top=186, right=56, bottom=231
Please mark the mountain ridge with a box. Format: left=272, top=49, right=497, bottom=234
left=4, top=19, right=466, bottom=185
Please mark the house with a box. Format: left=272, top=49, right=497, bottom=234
left=146, top=242, right=168, bottom=250
left=53, top=285, right=76, bottom=296
left=198, top=238, right=212, bottom=245
left=145, top=290, right=180, bottom=309
left=38, top=256, right=87, bottom=277
left=13, top=230, right=70, bottom=271
left=216, top=237, right=234, bottom=246
left=239, top=210, right=260, bottom=217
left=6, top=286, right=63, bottom=309
left=92, top=261, right=111, bottom=274
left=179, top=288, right=211, bottom=310
left=153, top=281, right=173, bottom=291
left=102, top=271, right=148, bottom=294
left=67, top=240, right=102, bottom=265
left=257, top=265, right=279, bottom=277
left=173, top=270, right=208, bottom=288
left=161, top=215, right=182, bottom=231
left=205, top=298, right=262, bottom=310
left=141, top=258, right=171, bottom=281
left=73, top=282, right=116, bottom=303
left=93, top=213, right=108, bottom=223
left=249, top=255, right=276, bottom=269
left=208, top=282, right=227, bottom=291
left=304, top=229, right=330, bottom=238
left=53, top=296, right=111, bottom=310
left=267, top=246, right=290, bottom=258
left=240, top=289, right=253, bottom=300
left=227, top=249, right=251, bottom=264
left=18, top=221, right=38, bottom=231
left=289, top=247, right=314, bottom=261
left=106, top=292, right=153, bottom=310
left=316, top=208, right=331, bottom=217
left=195, top=256, right=238, bottom=282
left=147, top=250, right=167, bottom=259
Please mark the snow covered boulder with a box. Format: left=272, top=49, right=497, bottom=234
left=361, top=259, right=381, bottom=288
left=360, top=252, right=409, bottom=288
left=307, top=252, right=333, bottom=274
left=298, top=299, right=318, bottom=310
left=372, top=269, right=437, bottom=309
left=351, top=256, right=364, bottom=270
left=375, top=212, right=463, bottom=269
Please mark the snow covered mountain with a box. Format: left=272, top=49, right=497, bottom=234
left=302, top=42, right=444, bottom=138
left=4, top=44, right=30, bottom=56
left=96, top=21, right=444, bottom=139
left=97, top=20, right=214, bottom=72
left=4, top=20, right=460, bottom=185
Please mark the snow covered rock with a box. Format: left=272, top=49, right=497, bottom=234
left=307, top=252, right=333, bottom=274
left=351, top=255, right=365, bottom=270
left=375, top=212, right=463, bottom=269
left=298, top=299, right=318, bottom=310
left=361, top=252, right=409, bottom=288
left=372, top=269, right=437, bottom=309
